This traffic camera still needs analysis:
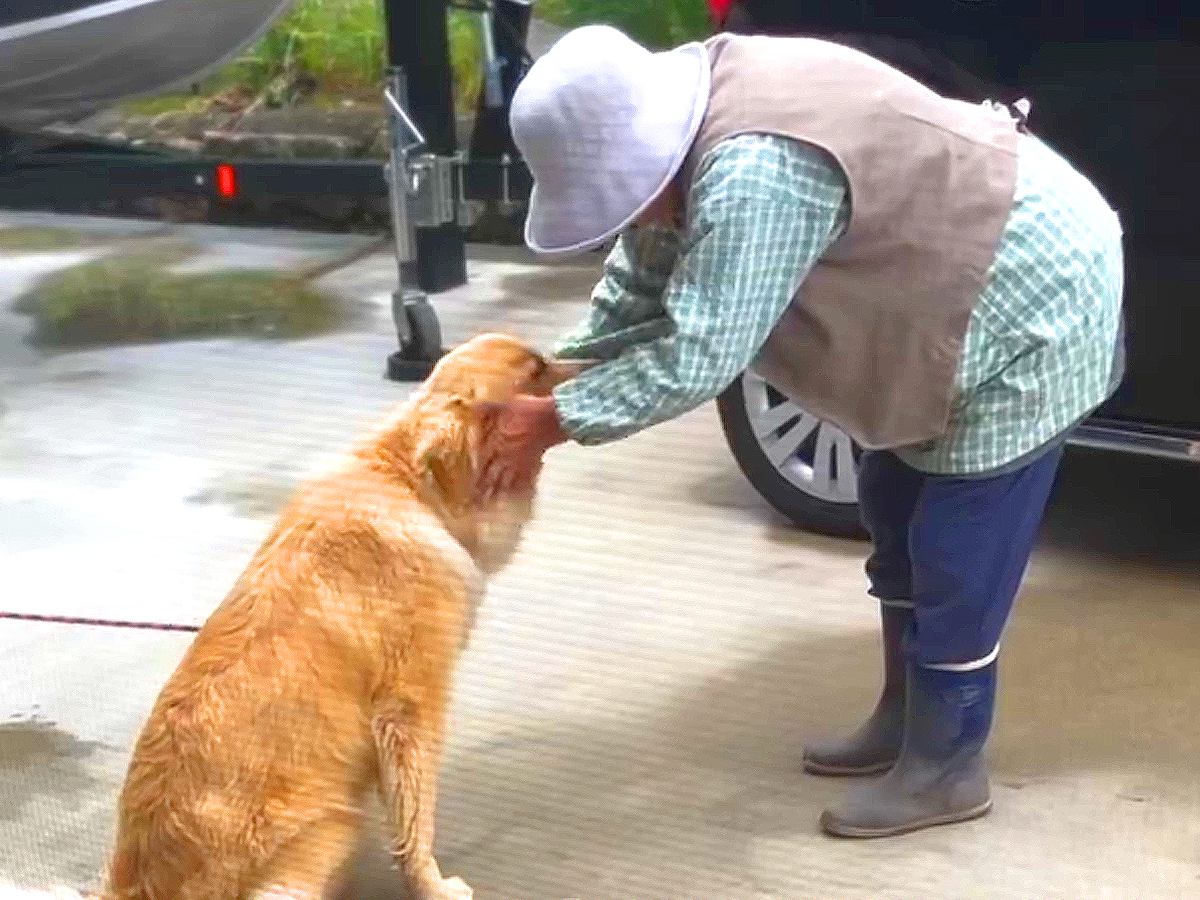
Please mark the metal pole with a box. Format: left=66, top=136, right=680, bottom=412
left=383, top=66, right=445, bottom=379
left=385, top=68, right=420, bottom=273
left=479, top=1, right=505, bottom=110
left=465, top=0, right=534, bottom=204
left=381, top=0, right=461, bottom=380
left=383, top=0, right=466, bottom=294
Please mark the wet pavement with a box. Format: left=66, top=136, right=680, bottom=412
left=1, top=212, right=1198, bottom=898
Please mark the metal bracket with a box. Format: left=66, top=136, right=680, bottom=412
left=407, top=153, right=458, bottom=229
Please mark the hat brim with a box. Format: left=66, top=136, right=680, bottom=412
left=523, top=42, right=712, bottom=257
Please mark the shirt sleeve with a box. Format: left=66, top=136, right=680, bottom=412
left=554, top=224, right=682, bottom=361
left=553, top=134, right=850, bottom=445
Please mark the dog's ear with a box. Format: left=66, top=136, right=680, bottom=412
left=415, top=395, right=486, bottom=511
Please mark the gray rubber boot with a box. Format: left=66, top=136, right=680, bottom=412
left=820, top=661, right=996, bottom=838
left=802, top=602, right=911, bottom=776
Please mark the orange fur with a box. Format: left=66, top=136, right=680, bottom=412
left=90, top=334, right=586, bottom=900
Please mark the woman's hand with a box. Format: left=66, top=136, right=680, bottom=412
left=477, top=394, right=569, bottom=502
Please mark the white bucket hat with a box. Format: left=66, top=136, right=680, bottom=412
left=510, top=25, right=711, bottom=256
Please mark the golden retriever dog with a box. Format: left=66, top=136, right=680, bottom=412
left=15, top=334, right=583, bottom=900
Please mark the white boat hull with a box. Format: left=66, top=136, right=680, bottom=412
left=0, top=0, right=297, bottom=131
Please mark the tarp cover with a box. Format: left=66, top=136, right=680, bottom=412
left=0, top=0, right=297, bottom=131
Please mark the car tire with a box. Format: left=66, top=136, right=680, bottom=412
left=717, top=372, right=868, bottom=539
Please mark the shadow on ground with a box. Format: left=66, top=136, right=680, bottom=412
left=0, top=719, right=110, bottom=824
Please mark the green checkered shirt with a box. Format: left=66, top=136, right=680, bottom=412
left=552, top=132, right=1124, bottom=475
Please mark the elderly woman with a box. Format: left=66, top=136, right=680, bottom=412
left=481, top=25, right=1124, bottom=838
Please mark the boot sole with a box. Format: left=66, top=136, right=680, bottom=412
left=802, top=758, right=895, bottom=777
left=819, top=798, right=993, bottom=838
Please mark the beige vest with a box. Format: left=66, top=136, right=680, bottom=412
left=686, top=34, right=1020, bottom=449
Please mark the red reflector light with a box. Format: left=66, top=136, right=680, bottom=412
left=707, top=0, right=734, bottom=25
left=215, top=163, right=238, bottom=200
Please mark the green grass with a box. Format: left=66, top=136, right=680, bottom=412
left=0, top=227, right=101, bottom=252
left=224, top=0, right=386, bottom=97
left=123, top=0, right=484, bottom=115
left=120, top=93, right=208, bottom=116
left=123, top=0, right=708, bottom=121
left=14, top=246, right=346, bottom=347
left=448, top=10, right=484, bottom=112
left=536, top=0, right=711, bottom=48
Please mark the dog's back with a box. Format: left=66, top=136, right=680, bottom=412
left=103, top=456, right=483, bottom=897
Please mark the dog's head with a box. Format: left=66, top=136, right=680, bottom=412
left=393, top=334, right=591, bottom=571
left=421, top=332, right=589, bottom=406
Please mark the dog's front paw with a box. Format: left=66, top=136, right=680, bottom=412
left=425, top=876, right=473, bottom=900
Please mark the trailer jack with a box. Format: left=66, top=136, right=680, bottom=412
left=383, top=68, right=456, bottom=381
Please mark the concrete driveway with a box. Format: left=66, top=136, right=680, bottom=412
left=1, top=212, right=1198, bottom=898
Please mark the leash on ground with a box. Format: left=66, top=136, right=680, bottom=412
left=0, top=610, right=200, bottom=633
